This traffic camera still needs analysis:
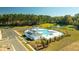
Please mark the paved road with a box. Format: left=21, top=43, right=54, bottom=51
left=2, top=28, right=27, bottom=51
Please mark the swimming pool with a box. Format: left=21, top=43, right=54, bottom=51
left=37, top=29, right=52, bottom=36
left=24, top=27, right=64, bottom=40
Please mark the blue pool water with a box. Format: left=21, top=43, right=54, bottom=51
left=37, top=29, right=51, bottom=36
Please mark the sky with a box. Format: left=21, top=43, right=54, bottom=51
left=0, top=7, right=79, bottom=16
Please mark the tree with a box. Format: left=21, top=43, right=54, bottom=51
left=64, top=15, right=73, bottom=25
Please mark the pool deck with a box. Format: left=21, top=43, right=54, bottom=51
left=24, top=27, right=64, bottom=40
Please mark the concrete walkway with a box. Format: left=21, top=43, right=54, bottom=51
left=13, top=30, right=36, bottom=51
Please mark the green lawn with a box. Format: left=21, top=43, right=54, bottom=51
left=13, top=24, right=79, bottom=51
left=13, top=26, right=32, bottom=35
left=41, top=28, right=79, bottom=51
left=37, top=23, right=56, bottom=28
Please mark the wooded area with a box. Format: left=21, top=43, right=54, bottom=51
left=0, top=13, right=79, bottom=28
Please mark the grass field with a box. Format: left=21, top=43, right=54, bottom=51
left=13, top=24, right=79, bottom=51
left=41, top=28, right=79, bottom=51
left=13, top=26, right=32, bottom=35
left=38, top=23, right=55, bottom=28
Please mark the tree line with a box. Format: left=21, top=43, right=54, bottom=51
left=0, top=13, right=79, bottom=27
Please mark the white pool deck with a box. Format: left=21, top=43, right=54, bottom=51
left=24, top=27, right=64, bottom=40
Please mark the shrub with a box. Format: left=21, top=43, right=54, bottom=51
left=51, top=38, right=55, bottom=42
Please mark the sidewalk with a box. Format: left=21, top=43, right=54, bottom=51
left=13, top=30, right=36, bottom=51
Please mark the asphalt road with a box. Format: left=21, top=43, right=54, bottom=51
left=2, top=28, right=27, bottom=51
